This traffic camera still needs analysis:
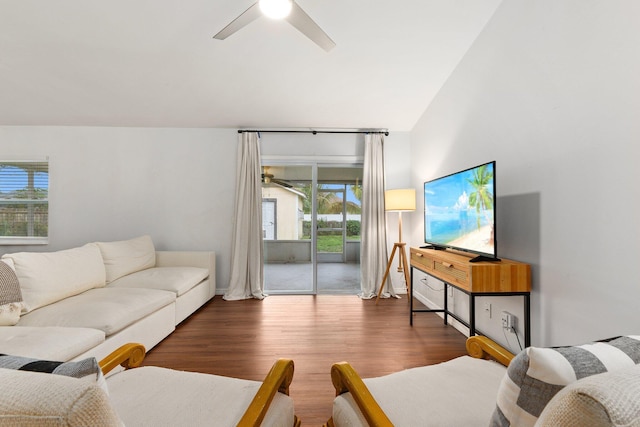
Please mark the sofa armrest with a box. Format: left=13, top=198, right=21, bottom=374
left=99, top=343, right=146, bottom=375
left=237, top=358, right=300, bottom=427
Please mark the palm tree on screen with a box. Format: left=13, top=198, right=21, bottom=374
left=467, top=165, right=494, bottom=244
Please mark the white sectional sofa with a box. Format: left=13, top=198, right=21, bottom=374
left=0, top=235, right=215, bottom=363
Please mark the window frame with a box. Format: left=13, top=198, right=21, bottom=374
left=0, top=158, right=49, bottom=245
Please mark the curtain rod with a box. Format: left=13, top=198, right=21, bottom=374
left=238, top=129, right=389, bottom=136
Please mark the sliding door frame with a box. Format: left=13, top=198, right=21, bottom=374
left=262, top=155, right=362, bottom=295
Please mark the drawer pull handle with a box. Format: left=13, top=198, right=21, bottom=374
left=416, top=253, right=423, bottom=257
left=442, top=262, right=453, bottom=268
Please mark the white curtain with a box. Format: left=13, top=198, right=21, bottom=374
left=359, top=133, right=396, bottom=299
left=223, top=132, right=267, bottom=301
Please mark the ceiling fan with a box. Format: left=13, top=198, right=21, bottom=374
left=213, top=0, right=335, bottom=52
left=262, top=167, right=294, bottom=188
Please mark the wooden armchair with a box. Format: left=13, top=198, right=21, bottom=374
left=325, top=336, right=514, bottom=427
left=100, top=343, right=301, bottom=427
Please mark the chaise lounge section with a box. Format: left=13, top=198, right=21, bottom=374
left=0, top=235, right=215, bottom=362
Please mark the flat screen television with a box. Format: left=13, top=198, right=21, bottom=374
left=423, top=161, right=498, bottom=262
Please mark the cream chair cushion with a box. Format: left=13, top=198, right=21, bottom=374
left=107, top=366, right=295, bottom=427
left=332, top=356, right=507, bottom=426
left=0, top=368, right=121, bottom=427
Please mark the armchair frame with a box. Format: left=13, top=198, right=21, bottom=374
left=99, top=343, right=301, bottom=427
left=324, top=336, right=515, bottom=427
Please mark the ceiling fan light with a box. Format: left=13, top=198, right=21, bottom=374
left=259, top=0, right=293, bottom=19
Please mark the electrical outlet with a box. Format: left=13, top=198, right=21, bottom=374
left=484, top=303, right=492, bottom=318
left=501, top=311, right=515, bottom=329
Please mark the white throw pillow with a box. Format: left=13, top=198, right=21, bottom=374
left=0, top=363, right=122, bottom=426
left=0, top=259, right=23, bottom=325
left=96, top=235, right=156, bottom=283
left=2, top=244, right=107, bottom=313
left=536, top=364, right=640, bottom=426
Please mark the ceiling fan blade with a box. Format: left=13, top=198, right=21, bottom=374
left=213, top=2, right=261, bottom=40
left=286, top=2, right=336, bottom=52
left=272, top=178, right=293, bottom=188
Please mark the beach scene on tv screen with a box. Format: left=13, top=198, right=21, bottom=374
left=424, top=163, right=495, bottom=255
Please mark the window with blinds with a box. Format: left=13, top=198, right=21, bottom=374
left=0, top=159, right=49, bottom=245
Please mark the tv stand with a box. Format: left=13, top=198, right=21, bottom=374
left=409, top=247, right=531, bottom=346
left=469, top=255, right=501, bottom=263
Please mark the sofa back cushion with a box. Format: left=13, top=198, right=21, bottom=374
left=490, top=335, right=640, bottom=427
left=96, top=235, right=156, bottom=284
left=2, top=244, right=106, bottom=313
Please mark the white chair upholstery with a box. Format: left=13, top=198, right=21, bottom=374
left=107, top=366, right=295, bottom=427
left=0, top=343, right=299, bottom=427
left=325, top=336, right=513, bottom=427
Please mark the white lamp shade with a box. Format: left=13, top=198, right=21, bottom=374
left=259, top=0, right=293, bottom=19
left=385, top=189, right=416, bottom=211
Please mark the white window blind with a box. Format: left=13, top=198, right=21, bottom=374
left=0, top=159, right=49, bottom=245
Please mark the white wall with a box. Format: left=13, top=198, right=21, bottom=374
left=408, top=0, right=640, bottom=349
left=1, top=127, right=410, bottom=295
left=0, top=126, right=238, bottom=292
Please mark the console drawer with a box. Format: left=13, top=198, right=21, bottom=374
left=411, top=251, right=434, bottom=271
left=433, top=260, right=468, bottom=285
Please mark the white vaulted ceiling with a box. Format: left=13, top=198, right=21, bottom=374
left=0, top=0, right=502, bottom=131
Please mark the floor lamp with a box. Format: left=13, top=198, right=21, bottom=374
left=376, top=188, right=416, bottom=303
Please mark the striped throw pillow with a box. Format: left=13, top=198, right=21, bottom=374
left=0, top=259, right=23, bottom=326
left=0, top=354, right=108, bottom=394
left=490, top=335, right=640, bottom=427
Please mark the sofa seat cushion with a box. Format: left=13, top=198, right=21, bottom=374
left=106, top=366, right=295, bottom=427
left=0, top=367, right=121, bottom=426
left=107, top=266, right=209, bottom=297
left=2, top=244, right=106, bottom=313
left=96, top=235, right=156, bottom=284
left=332, top=356, right=507, bottom=427
left=16, top=288, right=175, bottom=336
left=0, top=326, right=105, bottom=361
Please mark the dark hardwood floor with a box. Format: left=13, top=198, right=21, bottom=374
left=142, top=295, right=469, bottom=427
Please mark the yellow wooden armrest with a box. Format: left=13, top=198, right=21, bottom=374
left=466, top=336, right=515, bottom=367
left=329, top=362, right=393, bottom=427
left=98, top=343, right=146, bottom=375
left=237, top=358, right=300, bottom=427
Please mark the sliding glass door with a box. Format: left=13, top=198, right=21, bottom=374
left=262, top=164, right=313, bottom=293
left=316, top=166, right=362, bottom=294
left=262, top=162, right=362, bottom=294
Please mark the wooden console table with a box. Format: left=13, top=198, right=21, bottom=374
left=410, top=247, right=532, bottom=347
